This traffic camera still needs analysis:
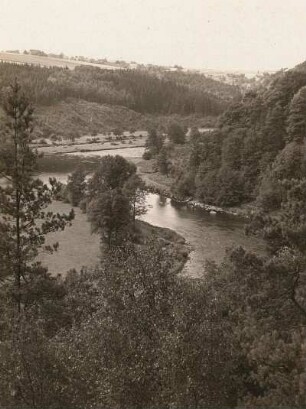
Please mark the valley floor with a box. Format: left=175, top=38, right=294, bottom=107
left=39, top=200, right=189, bottom=277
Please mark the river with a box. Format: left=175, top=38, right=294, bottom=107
left=38, top=147, right=265, bottom=277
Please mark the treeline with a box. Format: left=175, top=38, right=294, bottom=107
left=162, top=70, right=241, bottom=102
left=0, top=62, right=236, bottom=116
left=171, top=66, right=306, bottom=207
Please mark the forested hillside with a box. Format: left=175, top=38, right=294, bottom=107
left=170, top=64, right=306, bottom=208
left=154, top=61, right=306, bottom=407
left=0, top=62, right=237, bottom=115
left=0, top=62, right=240, bottom=138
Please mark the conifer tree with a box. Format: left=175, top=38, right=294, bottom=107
left=0, top=81, right=74, bottom=313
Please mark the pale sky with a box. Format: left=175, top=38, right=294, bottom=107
left=0, top=0, right=306, bottom=71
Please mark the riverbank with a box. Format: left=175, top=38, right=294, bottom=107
left=39, top=200, right=190, bottom=277
left=35, top=133, right=146, bottom=156
left=37, top=147, right=266, bottom=278
left=137, top=159, right=255, bottom=219
left=135, top=220, right=191, bottom=273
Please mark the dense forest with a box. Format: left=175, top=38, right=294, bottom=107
left=168, top=64, right=306, bottom=208
left=143, top=61, right=306, bottom=406
left=0, top=62, right=238, bottom=116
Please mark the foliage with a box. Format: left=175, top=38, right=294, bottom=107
left=88, top=190, right=131, bottom=247
left=167, top=122, right=186, bottom=144
left=86, top=155, right=147, bottom=246
left=166, top=66, right=306, bottom=207
left=87, top=155, right=136, bottom=198
left=47, top=243, right=234, bottom=408
left=157, top=147, right=171, bottom=176
left=143, top=127, right=163, bottom=159
left=0, top=62, right=233, bottom=116
left=123, top=174, right=147, bottom=222
left=204, top=245, right=306, bottom=407
left=0, top=83, right=74, bottom=408
left=0, top=81, right=73, bottom=310
left=287, top=85, right=306, bottom=143
left=164, top=64, right=306, bottom=406
left=65, top=166, right=87, bottom=206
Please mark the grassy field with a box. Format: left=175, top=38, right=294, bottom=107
left=0, top=52, right=119, bottom=70
left=38, top=200, right=189, bottom=277
left=36, top=132, right=147, bottom=156
left=39, top=201, right=101, bottom=276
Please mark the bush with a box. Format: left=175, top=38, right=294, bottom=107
left=168, top=122, right=186, bottom=144
left=142, top=150, right=152, bottom=160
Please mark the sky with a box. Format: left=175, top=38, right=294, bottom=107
left=0, top=0, right=306, bottom=72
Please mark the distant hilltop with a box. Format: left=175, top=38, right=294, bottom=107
left=0, top=50, right=120, bottom=71
left=0, top=49, right=274, bottom=84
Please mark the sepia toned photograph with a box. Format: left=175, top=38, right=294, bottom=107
left=0, top=1, right=306, bottom=407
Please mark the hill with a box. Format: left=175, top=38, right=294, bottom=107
left=0, top=51, right=119, bottom=70
left=0, top=61, right=239, bottom=138
left=33, top=99, right=216, bottom=140
left=154, top=62, right=306, bottom=210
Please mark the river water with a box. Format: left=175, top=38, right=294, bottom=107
left=38, top=147, right=265, bottom=277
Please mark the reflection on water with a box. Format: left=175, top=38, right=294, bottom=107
left=37, top=148, right=265, bottom=277
left=142, top=194, right=265, bottom=277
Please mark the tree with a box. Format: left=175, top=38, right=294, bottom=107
left=144, top=127, right=163, bottom=158
left=50, top=243, right=235, bottom=408
left=287, top=86, right=306, bottom=143
left=215, top=167, right=245, bottom=206
left=86, top=155, right=138, bottom=246
left=205, top=246, right=306, bottom=407
left=66, top=166, right=87, bottom=206
left=189, top=126, right=201, bottom=141
left=221, top=131, right=243, bottom=171
left=262, top=102, right=286, bottom=157
left=88, top=155, right=136, bottom=199
left=88, top=190, right=131, bottom=247
left=157, top=147, right=170, bottom=176
left=0, top=81, right=74, bottom=312
left=167, top=122, right=186, bottom=144
left=123, top=174, right=147, bottom=223
left=113, top=127, right=123, bottom=137
left=0, top=82, right=74, bottom=408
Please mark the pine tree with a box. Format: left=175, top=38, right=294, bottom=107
left=0, top=81, right=74, bottom=313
